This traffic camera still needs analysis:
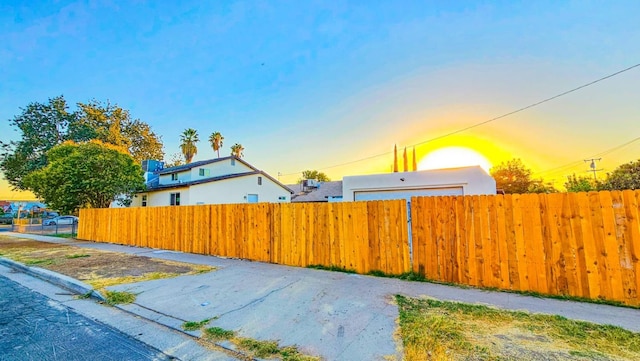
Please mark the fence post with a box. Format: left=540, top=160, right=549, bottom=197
left=407, top=200, right=413, bottom=271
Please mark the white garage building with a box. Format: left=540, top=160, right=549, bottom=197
left=342, top=166, right=496, bottom=202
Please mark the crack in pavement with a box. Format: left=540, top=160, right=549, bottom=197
left=217, top=279, right=301, bottom=318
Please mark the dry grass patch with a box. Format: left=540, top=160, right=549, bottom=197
left=396, top=295, right=640, bottom=361
left=0, top=235, right=215, bottom=292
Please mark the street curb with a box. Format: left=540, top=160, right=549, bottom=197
left=0, top=257, right=106, bottom=301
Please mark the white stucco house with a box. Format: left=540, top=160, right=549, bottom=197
left=342, top=166, right=497, bottom=202
left=130, top=156, right=293, bottom=207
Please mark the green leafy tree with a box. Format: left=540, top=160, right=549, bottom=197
left=1, top=96, right=163, bottom=190
left=490, top=158, right=534, bottom=194
left=301, top=170, right=330, bottom=182
left=564, top=174, right=599, bottom=192
left=180, top=128, right=199, bottom=163
left=230, top=143, right=244, bottom=158
left=209, top=131, right=224, bottom=158
left=163, top=152, right=185, bottom=168
left=0, top=96, right=75, bottom=189
left=601, top=159, right=640, bottom=190
left=527, top=180, right=558, bottom=194
left=24, top=141, right=145, bottom=214
left=70, top=100, right=164, bottom=163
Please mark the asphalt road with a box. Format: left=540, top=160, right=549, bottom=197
left=0, top=275, right=171, bottom=361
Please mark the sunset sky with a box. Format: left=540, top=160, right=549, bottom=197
left=1, top=1, right=639, bottom=200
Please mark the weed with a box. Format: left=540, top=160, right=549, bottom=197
left=104, top=290, right=136, bottom=305
left=182, top=319, right=211, bottom=331
left=78, top=291, right=92, bottom=299
left=306, top=264, right=356, bottom=274
left=238, top=339, right=280, bottom=357
left=203, top=327, right=235, bottom=340
left=199, top=326, right=318, bottom=360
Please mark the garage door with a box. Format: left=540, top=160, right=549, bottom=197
left=354, top=187, right=463, bottom=201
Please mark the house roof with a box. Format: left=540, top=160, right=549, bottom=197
left=288, top=181, right=343, bottom=202
left=158, top=156, right=258, bottom=175
left=146, top=171, right=294, bottom=194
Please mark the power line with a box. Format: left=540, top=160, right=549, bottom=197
left=534, top=135, right=640, bottom=177
left=279, top=63, right=640, bottom=177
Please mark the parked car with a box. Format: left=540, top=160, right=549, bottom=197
left=43, top=216, right=78, bottom=226
left=42, top=211, right=59, bottom=219
left=0, top=214, right=13, bottom=225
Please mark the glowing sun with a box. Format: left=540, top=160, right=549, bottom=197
left=418, top=147, right=492, bottom=173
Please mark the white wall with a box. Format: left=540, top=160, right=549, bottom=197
left=342, top=166, right=496, bottom=202
left=131, top=174, right=290, bottom=207
left=158, top=158, right=254, bottom=186
left=190, top=174, right=290, bottom=204
left=188, top=158, right=253, bottom=180
left=131, top=187, right=190, bottom=207
left=159, top=172, right=191, bottom=185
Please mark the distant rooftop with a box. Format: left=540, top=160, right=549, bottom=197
left=287, top=181, right=343, bottom=202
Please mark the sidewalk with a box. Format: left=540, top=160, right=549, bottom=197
left=3, top=232, right=640, bottom=360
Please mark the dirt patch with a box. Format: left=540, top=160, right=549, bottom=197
left=0, top=236, right=214, bottom=289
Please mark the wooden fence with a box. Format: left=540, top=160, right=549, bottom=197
left=78, top=190, right=640, bottom=306
left=411, top=190, right=640, bottom=306
left=78, top=200, right=410, bottom=275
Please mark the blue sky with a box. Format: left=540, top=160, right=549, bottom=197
left=1, top=1, right=639, bottom=198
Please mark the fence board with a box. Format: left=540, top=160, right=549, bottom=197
left=78, top=191, right=640, bottom=307
left=613, top=191, right=636, bottom=302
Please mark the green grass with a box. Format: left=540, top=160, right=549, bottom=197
left=24, top=258, right=55, bottom=266
left=396, top=295, right=640, bottom=361
left=65, top=253, right=90, bottom=259
left=104, top=290, right=136, bottom=305
left=182, top=319, right=211, bottom=331
left=49, top=233, right=76, bottom=239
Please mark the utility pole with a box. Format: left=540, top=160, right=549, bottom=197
left=584, top=158, right=602, bottom=181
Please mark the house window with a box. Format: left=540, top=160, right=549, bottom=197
left=199, top=168, right=210, bottom=177
left=171, top=173, right=178, bottom=181
left=258, top=176, right=262, bottom=185
left=141, top=195, right=147, bottom=207
left=231, top=159, right=236, bottom=166
left=170, top=192, right=181, bottom=206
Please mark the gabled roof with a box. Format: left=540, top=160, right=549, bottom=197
left=146, top=171, right=294, bottom=194
left=288, top=181, right=343, bottom=202
left=158, top=156, right=257, bottom=175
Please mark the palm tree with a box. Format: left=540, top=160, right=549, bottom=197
left=180, top=128, right=199, bottom=164
left=208, top=131, right=224, bottom=158
left=230, top=143, right=244, bottom=158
